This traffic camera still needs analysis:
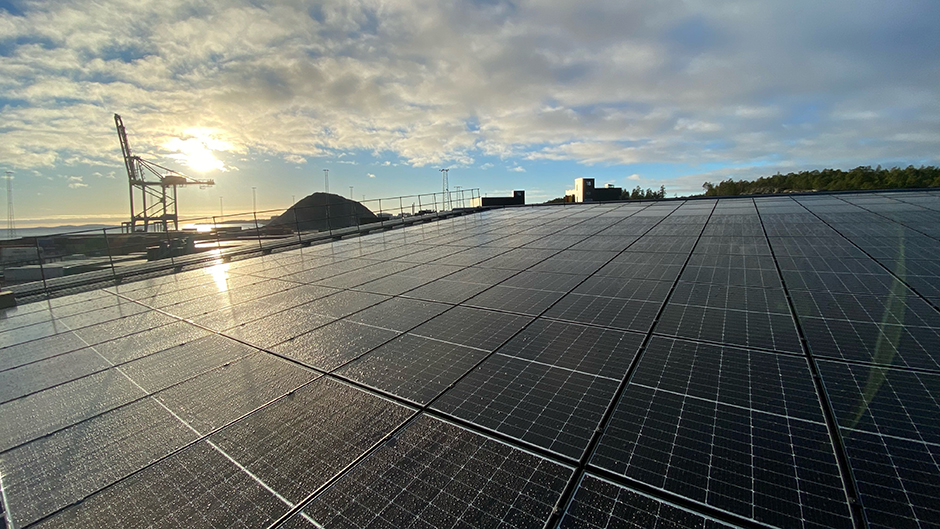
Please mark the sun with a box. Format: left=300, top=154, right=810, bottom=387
left=163, top=129, right=233, bottom=173
left=183, top=145, right=224, bottom=172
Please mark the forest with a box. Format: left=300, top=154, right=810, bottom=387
left=622, top=185, right=667, bottom=200
left=545, top=185, right=667, bottom=203
left=702, top=165, right=940, bottom=196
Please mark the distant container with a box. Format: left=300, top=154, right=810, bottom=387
left=472, top=190, right=525, bottom=207
left=1, top=246, right=40, bottom=264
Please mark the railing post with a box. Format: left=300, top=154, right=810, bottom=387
left=326, top=203, right=332, bottom=236
left=378, top=198, right=383, bottom=227
left=34, top=237, right=48, bottom=295
left=213, top=216, right=223, bottom=257
left=102, top=228, right=118, bottom=283
left=253, top=211, right=263, bottom=252
left=418, top=194, right=422, bottom=214
left=164, top=225, right=177, bottom=270
left=294, top=205, right=303, bottom=245
left=399, top=196, right=404, bottom=219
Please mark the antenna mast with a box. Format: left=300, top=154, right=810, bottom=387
left=439, top=168, right=449, bottom=210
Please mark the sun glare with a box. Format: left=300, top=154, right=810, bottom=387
left=185, top=147, right=224, bottom=172
left=163, top=129, right=234, bottom=173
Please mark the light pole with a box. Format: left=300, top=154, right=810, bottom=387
left=439, top=168, right=449, bottom=210
left=323, top=169, right=329, bottom=193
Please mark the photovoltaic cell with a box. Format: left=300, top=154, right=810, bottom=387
left=33, top=440, right=290, bottom=528
left=500, top=270, right=586, bottom=292
left=592, top=337, right=853, bottom=529
left=573, top=277, right=673, bottom=302
left=681, top=254, right=781, bottom=288
left=656, top=302, right=802, bottom=353
left=434, top=353, right=619, bottom=458
left=404, top=278, right=494, bottom=304
left=346, top=297, right=451, bottom=332
left=799, top=317, right=940, bottom=369
left=818, top=360, right=940, bottom=443
left=337, top=334, right=490, bottom=404
left=560, top=474, right=741, bottom=529
left=409, top=306, right=532, bottom=352
left=0, top=369, right=147, bottom=452
left=463, top=285, right=566, bottom=315
left=118, top=334, right=258, bottom=394
left=544, top=293, right=661, bottom=333
left=815, top=359, right=940, bottom=529
left=153, top=353, right=318, bottom=434
left=0, top=332, right=90, bottom=371
left=271, top=320, right=400, bottom=371
left=286, top=414, right=572, bottom=529
left=496, top=319, right=644, bottom=379
left=790, top=289, right=940, bottom=327
left=841, top=431, right=940, bottom=529
left=0, top=398, right=198, bottom=527
left=223, top=310, right=336, bottom=348
left=0, top=347, right=110, bottom=403
left=208, top=378, right=414, bottom=504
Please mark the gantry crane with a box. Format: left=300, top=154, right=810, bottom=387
left=115, top=114, right=214, bottom=232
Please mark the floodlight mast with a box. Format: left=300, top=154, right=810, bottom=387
left=114, top=114, right=215, bottom=232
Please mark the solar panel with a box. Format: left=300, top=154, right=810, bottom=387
left=560, top=473, right=739, bottom=529
left=433, top=353, right=621, bottom=458
left=282, top=415, right=573, bottom=529
left=337, top=334, right=490, bottom=404
left=592, top=337, right=853, bottom=529
left=3, top=190, right=940, bottom=529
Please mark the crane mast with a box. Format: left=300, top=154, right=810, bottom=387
left=114, top=113, right=214, bottom=232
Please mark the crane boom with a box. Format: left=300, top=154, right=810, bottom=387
left=114, top=113, right=215, bottom=232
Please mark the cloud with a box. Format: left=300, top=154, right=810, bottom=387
left=627, top=173, right=641, bottom=181
left=0, top=0, right=937, bottom=178
left=367, top=173, right=375, bottom=178
left=479, top=163, right=494, bottom=170
left=67, top=176, right=87, bottom=188
left=509, top=165, right=526, bottom=172
left=284, top=154, right=307, bottom=165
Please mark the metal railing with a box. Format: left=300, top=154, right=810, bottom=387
left=0, top=189, right=480, bottom=302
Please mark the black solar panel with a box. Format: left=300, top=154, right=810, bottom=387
left=337, top=334, right=490, bottom=404
left=560, top=474, right=739, bottom=529
left=433, top=353, right=621, bottom=458
left=592, top=337, right=853, bottom=529
left=4, top=190, right=940, bottom=529
left=283, top=415, right=573, bottom=529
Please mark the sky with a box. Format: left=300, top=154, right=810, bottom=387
left=1, top=0, right=939, bottom=227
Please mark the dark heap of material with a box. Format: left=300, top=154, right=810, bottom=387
left=267, top=192, right=376, bottom=231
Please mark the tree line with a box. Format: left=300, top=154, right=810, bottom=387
left=622, top=185, right=667, bottom=200
left=702, top=165, right=940, bottom=196
left=545, top=185, right=667, bottom=203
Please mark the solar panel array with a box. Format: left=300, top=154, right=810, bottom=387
left=2, top=190, right=939, bottom=529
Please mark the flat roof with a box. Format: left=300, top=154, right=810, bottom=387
left=1, top=190, right=939, bottom=529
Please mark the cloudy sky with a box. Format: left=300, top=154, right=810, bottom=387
left=1, top=0, right=938, bottom=225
